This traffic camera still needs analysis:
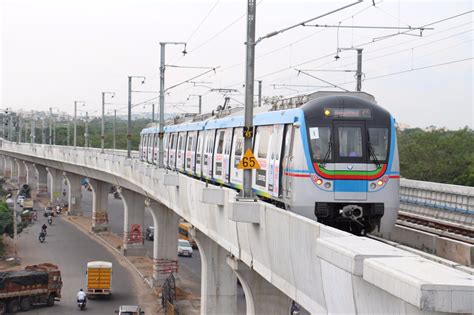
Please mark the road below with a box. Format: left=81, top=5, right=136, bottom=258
left=78, top=188, right=203, bottom=296
left=16, top=202, right=144, bottom=314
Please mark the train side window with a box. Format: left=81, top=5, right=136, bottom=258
left=154, top=132, right=159, bottom=149
left=216, top=130, right=225, bottom=154
left=169, top=134, right=175, bottom=149
left=187, top=135, right=194, bottom=151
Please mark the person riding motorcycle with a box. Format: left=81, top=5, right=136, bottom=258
left=77, top=288, right=87, bottom=305
left=47, top=215, right=53, bottom=225
left=42, top=223, right=47, bottom=234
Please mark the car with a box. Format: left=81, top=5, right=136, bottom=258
left=16, top=195, right=26, bottom=205
left=178, top=239, right=193, bottom=257
left=145, top=226, right=154, bottom=241
left=115, top=305, right=144, bottom=315
left=44, top=206, right=54, bottom=217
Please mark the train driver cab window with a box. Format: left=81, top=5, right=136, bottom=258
left=368, top=128, right=389, bottom=161
left=308, top=127, right=331, bottom=161
left=339, top=127, right=363, bottom=158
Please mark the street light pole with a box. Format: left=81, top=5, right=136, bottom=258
left=158, top=41, right=187, bottom=168
left=152, top=103, right=155, bottom=122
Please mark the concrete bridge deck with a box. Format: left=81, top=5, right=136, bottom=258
left=0, top=140, right=472, bottom=314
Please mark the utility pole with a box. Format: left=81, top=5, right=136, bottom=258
left=241, top=0, right=257, bottom=199
left=74, top=102, right=77, bottom=148
left=127, top=76, right=132, bottom=158
left=198, top=95, right=202, bottom=115
left=158, top=41, right=187, bottom=168
left=85, top=111, right=89, bottom=148
left=258, top=80, right=262, bottom=107
left=152, top=103, right=155, bottom=122
left=158, top=44, right=166, bottom=167
left=101, top=92, right=115, bottom=153
left=53, top=119, right=56, bottom=145
left=31, top=115, right=35, bottom=144
left=18, top=117, right=22, bottom=143
left=67, top=120, right=70, bottom=146
left=356, top=48, right=363, bottom=92
left=49, top=107, right=53, bottom=145
left=113, top=109, right=117, bottom=150
left=41, top=119, right=46, bottom=144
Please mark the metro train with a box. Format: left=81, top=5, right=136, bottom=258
left=139, top=92, right=400, bottom=235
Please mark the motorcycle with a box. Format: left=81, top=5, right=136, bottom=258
left=39, top=231, right=46, bottom=243
left=77, top=299, right=86, bottom=311
left=47, top=216, right=53, bottom=225
left=56, top=205, right=62, bottom=215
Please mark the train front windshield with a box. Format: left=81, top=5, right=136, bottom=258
left=306, top=107, right=390, bottom=165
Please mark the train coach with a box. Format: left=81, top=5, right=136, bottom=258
left=140, top=92, right=400, bottom=235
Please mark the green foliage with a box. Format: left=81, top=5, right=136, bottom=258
left=36, top=118, right=153, bottom=150
left=0, top=201, right=25, bottom=238
left=398, top=127, right=474, bottom=187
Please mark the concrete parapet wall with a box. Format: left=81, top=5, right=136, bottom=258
left=1, top=142, right=473, bottom=314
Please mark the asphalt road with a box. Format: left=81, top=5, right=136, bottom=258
left=16, top=204, right=141, bottom=314
left=78, top=188, right=203, bottom=295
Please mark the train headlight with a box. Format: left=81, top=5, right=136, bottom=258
left=377, top=180, right=384, bottom=186
left=324, top=182, right=331, bottom=189
left=316, top=179, right=323, bottom=185
left=370, top=183, right=376, bottom=189
left=324, top=109, right=331, bottom=116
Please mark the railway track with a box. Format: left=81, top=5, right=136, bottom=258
left=396, top=210, right=474, bottom=244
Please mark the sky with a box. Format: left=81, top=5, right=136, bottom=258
left=1, top=0, right=473, bottom=129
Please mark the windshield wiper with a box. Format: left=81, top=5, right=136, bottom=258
left=367, top=132, right=381, bottom=168
left=319, top=138, right=333, bottom=168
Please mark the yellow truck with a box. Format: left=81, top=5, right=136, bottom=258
left=86, top=261, right=112, bottom=297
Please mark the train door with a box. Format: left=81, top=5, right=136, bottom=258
left=253, top=125, right=272, bottom=195
left=213, top=129, right=226, bottom=183
left=223, top=128, right=233, bottom=184
left=282, top=125, right=294, bottom=200
left=202, top=130, right=214, bottom=180
left=153, top=132, right=159, bottom=165
left=185, top=131, right=196, bottom=174
left=139, top=135, right=144, bottom=160
left=229, top=127, right=244, bottom=188
left=177, top=132, right=186, bottom=172
left=169, top=133, right=177, bottom=170
left=141, top=134, right=148, bottom=160
left=195, top=131, right=203, bottom=177
left=163, top=133, right=169, bottom=168
left=333, top=121, right=367, bottom=200
left=268, top=125, right=284, bottom=198
left=147, top=134, right=154, bottom=164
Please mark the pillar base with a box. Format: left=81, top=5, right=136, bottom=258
left=91, top=225, right=108, bottom=233
left=122, top=246, right=146, bottom=257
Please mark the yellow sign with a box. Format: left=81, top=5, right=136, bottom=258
left=237, top=148, right=261, bottom=170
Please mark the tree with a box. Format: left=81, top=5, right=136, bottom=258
left=398, top=127, right=474, bottom=187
